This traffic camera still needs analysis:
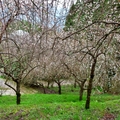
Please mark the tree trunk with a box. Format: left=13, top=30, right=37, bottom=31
left=79, top=79, right=86, bottom=101
left=79, top=87, right=84, bottom=101
left=74, top=80, right=77, bottom=88
left=58, top=82, right=61, bottom=94
left=43, top=86, right=46, bottom=94
left=16, top=82, right=21, bottom=105
left=85, top=59, right=96, bottom=109
left=47, top=81, right=50, bottom=88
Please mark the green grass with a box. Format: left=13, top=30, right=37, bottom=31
left=0, top=86, right=120, bottom=120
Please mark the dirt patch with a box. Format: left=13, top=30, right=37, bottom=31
left=31, top=85, right=57, bottom=94
left=100, top=113, right=115, bottom=120
left=2, top=110, right=28, bottom=120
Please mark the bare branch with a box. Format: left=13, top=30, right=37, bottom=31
left=5, top=79, right=16, bottom=92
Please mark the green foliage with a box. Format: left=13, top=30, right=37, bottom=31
left=8, top=20, right=31, bottom=33
left=64, top=2, right=79, bottom=31
left=1, top=53, right=30, bottom=80
left=8, top=20, right=42, bottom=33
left=2, top=59, right=24, bottom=79
left=0, top=75, right=6, bottom=79
left=107, top=68, right=116, bottom=78
left=11, top=61, right=21, bottom=78
left=92, top=0, right=111, bottom=22
left=64, top=0, right=120, bottom=31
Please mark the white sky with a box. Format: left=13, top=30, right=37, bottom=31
left=57, top=0, right=77, bottom=9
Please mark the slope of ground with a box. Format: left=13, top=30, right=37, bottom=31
left=0, top=86, right=120, bottom=120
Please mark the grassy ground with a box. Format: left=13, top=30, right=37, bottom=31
left=0, top=86, right=120, bottom=120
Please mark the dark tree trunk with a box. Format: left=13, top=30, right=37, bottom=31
left=47, top=81, right=50, bottom=88
left=58, top=82, right=61, bottom=94
left=74, top=80, right=77, bottom=88
left=16, top=82, right=21, bottom=105
left=85, top=59, right=96, bottom=109
left=16, top=92, right=21, bottom=105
